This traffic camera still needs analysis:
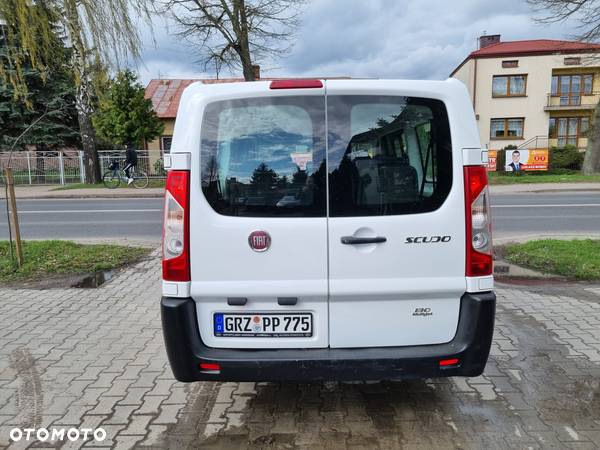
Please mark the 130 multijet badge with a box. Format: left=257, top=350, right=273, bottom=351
left=413, top=307, right=433, bottom=317
left=248, top=231, right=271, bottom=252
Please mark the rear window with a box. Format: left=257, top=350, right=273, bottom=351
left=201, top=96, right=326, bottom=217
left=327, top=96, right=452, bottom=217
left=200, top=95, right=452, bottom=218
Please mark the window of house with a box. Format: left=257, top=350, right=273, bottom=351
left=581, top=117, right=590, bottom=135
left=551, top=74, right=593, bottom=105
left=564, top=57, right=581, bottom=66
left=492, top=75, right=527, bottom=97
left=502, top=60, right=519, bottom=68
left=490, top=118, right=524, bottom=139
left=548, top=116, right=590, bottom=146
left=161, top=136, right=173, bottom=153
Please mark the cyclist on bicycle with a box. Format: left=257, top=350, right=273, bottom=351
left=123, top=144, right=138, bottom=185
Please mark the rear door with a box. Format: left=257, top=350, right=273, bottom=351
left=326, top=81, right=467, bottom=348
left=189, top=84, right=329, bottom=349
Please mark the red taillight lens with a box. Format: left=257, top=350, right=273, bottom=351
left=269, top=79, right=323, bottom=89
left=439, top=358, right=460, bottom=367
left=162, top=170, right=190, bottom=282
left=199, top=362, right=221, bottom=371
left=464, top=166, right=493, bottom=277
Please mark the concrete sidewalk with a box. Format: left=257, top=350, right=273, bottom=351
left=490, top=182, right=600, bottom=194
left=0, top=185, right=164, bottom=199
left=0, top=181, right=598, bottom=199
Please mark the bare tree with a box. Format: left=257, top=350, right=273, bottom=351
left=159, top=0, right=305, bottom=80
left=0, top=0, right=153, bottom=183
left=528, top=0, right=600, bottom=174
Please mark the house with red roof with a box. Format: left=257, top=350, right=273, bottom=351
left=451, top=35, right=600, bottom=153
left=144, top=77, right=249, bottom=154
left=144, top=68, right=349, bottom=157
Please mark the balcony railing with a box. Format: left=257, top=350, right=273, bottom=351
left=545, top=92, right=600, bottom=110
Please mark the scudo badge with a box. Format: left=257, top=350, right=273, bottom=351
left=248, top=231, right=271, bottom=252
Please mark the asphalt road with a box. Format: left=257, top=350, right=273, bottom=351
left=0, top=198, right=162, bottom=243
left=0, top=191, right=598, bottom=242
left=490, top=190, right=600, bottom=242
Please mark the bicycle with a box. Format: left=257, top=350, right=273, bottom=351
left=103, top=161, right=149, bottom=189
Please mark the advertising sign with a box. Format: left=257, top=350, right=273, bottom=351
left=504, top=149, right=549, bottom=172
left=486, top=150, right=497, bottom=171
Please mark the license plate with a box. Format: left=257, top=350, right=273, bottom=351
left=214, top=313, right=312, bottom=337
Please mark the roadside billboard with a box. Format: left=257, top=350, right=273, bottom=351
left=504, top=149, right=548, bottom=172
left=486, top=150, right=497, bottom=171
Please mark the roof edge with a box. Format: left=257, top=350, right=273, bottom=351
left=450, top=45, right=600, bottom=77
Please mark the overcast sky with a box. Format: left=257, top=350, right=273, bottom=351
left=135, top=0, right=580, bottom=85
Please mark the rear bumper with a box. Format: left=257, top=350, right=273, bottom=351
left=161, top=292, right=496, bottom=382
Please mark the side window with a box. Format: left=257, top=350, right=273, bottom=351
left=327, top=96, right=452, bottom=217
left=200, top=96, right=326, bottom=217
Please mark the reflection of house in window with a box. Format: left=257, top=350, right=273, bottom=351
left=160, top=136, right=173, bottom=154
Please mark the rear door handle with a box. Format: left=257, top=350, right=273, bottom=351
left=341, top=236, right=387, bottom=245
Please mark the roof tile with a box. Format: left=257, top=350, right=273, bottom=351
left=470, top=39, right=600, bottom=57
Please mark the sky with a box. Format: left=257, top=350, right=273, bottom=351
left=134, top=0, right=581, bottom=85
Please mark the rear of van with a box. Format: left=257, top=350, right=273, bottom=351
left=161, top=78, right=496, bottom=382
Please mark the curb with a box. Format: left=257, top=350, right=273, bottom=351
left=1, top=192, right=164, bottom=200
left=493, top=259, right=567, bottom=281
left=15, top=193, right=164, bottom=199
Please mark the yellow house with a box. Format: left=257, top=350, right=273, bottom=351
left=451, top=35, right=600, bottom=151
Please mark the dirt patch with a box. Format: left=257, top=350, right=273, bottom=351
left=0, top=269, right=115, bottom=289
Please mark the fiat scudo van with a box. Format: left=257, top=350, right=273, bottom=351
left=160, top=78, right=496, bottom=382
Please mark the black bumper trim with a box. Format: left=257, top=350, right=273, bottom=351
left=161, top=292, right=496, bottom=382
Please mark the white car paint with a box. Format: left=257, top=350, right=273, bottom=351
left=163, top=78, right=493, bottom=350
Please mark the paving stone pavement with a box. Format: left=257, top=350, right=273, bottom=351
left=1, top=252, right=600, bottom=449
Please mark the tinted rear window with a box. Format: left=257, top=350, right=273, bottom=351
left=327, top=96, right=452, bottom=217
left=201, top=96, right=326, bottom=217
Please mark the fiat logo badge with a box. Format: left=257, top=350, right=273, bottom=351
left=248, top=231, right=271, bottom=252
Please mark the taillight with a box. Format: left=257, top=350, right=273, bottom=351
left=464, top=166, right=492, bottom=277
left=163, top=170, right=190, bottom=281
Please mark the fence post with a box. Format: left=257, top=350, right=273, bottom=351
left=59, top=151, right=65, bottom=185
left=78, top=151, right=85, bottom=183
left=26, top=151, right=32, bottom=185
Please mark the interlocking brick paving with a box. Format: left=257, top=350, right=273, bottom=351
left=1, top=253, right=599, bottom=449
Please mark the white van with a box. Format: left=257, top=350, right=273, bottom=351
left=160, top=78, right=496, bottom=382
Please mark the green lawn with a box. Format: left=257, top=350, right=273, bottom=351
left=488, top=172, right=600, bottom=185
left=504, top=239, right=600, bottom=280
left=53, top=179, right=165, bottom=190
left=0, top=240, right=151, bottom=283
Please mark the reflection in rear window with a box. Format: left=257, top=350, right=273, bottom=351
left=201, top=97, right=326, bottom=217
left=327, top=96, right=452, bottom=217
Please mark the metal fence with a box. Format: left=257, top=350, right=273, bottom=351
left=0, top=150, right=85, bottom=185
left=98, top=150, right=166, bottom=180
left=0, top=150, right=165, bottom=185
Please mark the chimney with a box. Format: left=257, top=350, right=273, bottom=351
left=252, top=64, right=260, bottom=80
left=479, top=34, right=501, bottom=49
